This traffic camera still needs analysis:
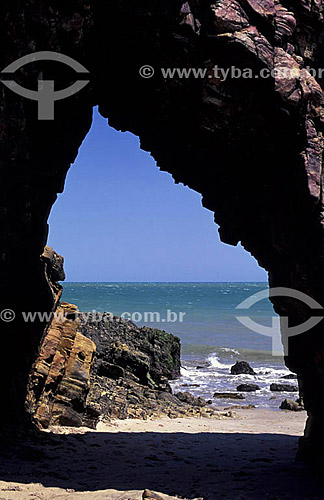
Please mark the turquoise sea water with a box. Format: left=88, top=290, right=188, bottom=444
left=61, top=282, right=295, bottom=409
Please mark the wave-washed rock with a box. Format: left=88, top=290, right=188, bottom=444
left=270, top=383, right=298, bottom=392
left=236, top=383, right=261, bottom=392
left=230, top=361, right=256, bottom=375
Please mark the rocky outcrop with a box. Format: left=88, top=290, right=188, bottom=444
left=236, top=383, right=260, bottom=392
left=26, top=302, right=99, bottom=429
left=1, top=0, right=324, bottom=460
left=270, top=383, right=298, bottom=392
left=82, top=314, right=224, bottom=420
left=81, top=313, right=181, bottom=388
left=27, top=305, right=227, bottom=424
left=231, top=361, right=256, bottom=375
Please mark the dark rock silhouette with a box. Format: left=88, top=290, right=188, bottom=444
left=231, top=361, right=256, bottom=375
left=237, top=383, right=261, bottom=392
left=270, top=383, right=299, bottom=392
left=281, top=374, right=298, bottom=380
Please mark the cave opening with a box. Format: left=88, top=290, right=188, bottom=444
left=2, top=3, right=324, bottom=494
left=47, top=106, right=269, bottom=347
left=48, top=106, right=267, bottom=284
left=43, top=105, right=292, bottom=419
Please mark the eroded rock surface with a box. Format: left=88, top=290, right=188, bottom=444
left=26, top=302, right=98, bottom=429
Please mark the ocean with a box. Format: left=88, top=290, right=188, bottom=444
left=61, top=282, right=295, bottom=410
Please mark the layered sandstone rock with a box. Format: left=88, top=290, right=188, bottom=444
left=26, top=302, right=98, bottom=428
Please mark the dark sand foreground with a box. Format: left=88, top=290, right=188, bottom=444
left=0, top=409, right=323, bottom=500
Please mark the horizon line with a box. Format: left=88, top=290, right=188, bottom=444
left=62, top=280, right=268, bottom=284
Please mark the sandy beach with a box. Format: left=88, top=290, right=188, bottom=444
left=0, top=409, right=323, bottom=500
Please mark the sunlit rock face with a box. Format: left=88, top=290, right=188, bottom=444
left=26, top=301, right=98, bottom=429
left=1, top=0, right=324, bottom=458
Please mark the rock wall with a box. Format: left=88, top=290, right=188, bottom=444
left=1, top=0, right=324, bottom=458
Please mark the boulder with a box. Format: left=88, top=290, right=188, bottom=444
left=270, top=383, right=298, bottom=392
left=230, top=361, right=256, bottom=375
left=236, top=383, right=260, bottom=392
left=280, top=399, right=304, bottom=411
left=281, top=373, right=297, bottom=380
left=214, top=392, right=245, bottom=400
left=175, top=391, right=206, bottom=407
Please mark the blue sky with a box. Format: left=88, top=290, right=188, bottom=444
left=48, top=107, right=267, bottom=282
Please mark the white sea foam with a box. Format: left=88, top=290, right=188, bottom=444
left=207, top=353, right=232, bottom=370
left=180, top=366, right=191, bottom=376
left=220, top=347, right=240, bottom=355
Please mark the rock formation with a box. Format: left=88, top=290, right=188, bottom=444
left=280, top=398, right=305, bottom=411
left=231, top=361, right=256, bottom=375
left=26, top=302, right=99, bottom=429
left=270, top=383, right=299, bottom=392
left=27, top=304, right=227, bottom=425
left=1, top=0, right=324, bottom=459
left=85, top=316, right=225, bottom=420
left=236, top=383, right=261, bottom=392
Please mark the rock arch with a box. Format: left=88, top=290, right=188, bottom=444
left=1, top=0, right=324, bottom=459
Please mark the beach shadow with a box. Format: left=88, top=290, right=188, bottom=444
left=0, top=429, right=322, bottom=499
